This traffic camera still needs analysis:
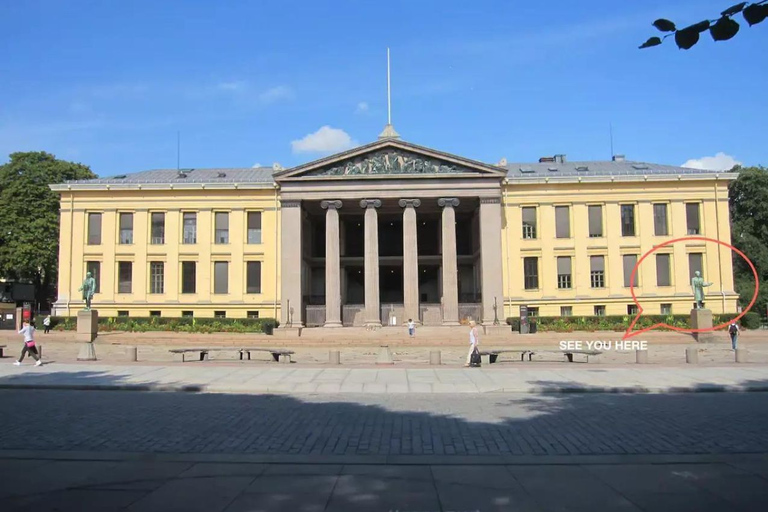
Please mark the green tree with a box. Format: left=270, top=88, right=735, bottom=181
left=0, top=151, right=96, bottom=309
left=729, top=165, right=768, bottom=316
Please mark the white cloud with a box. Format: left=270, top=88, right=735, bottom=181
left=258, top=85, right=294, bottom=105
left=252, top=162, right=262, bottom=168
left=355, top=101, right=369, bottom=113
left=291, top=126, right=358, bottom=154
left=682, top=152, right=741, bottom=171
left=217, top=80, right=248, bottom=91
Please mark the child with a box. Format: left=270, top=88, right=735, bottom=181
left=43, top=315, right=52, bottom=334
left=407, top=318, right=416, bottom=338
left=15, top=320, right=42, bottom=366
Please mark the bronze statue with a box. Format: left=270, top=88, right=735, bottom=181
left=691, top=271, right=712, bottom=309
left=79, top=271, right=96, bottom=310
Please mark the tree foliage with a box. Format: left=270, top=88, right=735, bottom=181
left=729, top=166, right=768, bottom=315
left=640, top=1, right=768, bottom=50
left=0, top=152, right=95, bottom=307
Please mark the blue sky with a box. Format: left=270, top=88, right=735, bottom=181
left=1, top=0, right=766, bottom=176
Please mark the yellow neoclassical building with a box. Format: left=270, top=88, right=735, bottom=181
left=51, top=133, right=739, bottom=325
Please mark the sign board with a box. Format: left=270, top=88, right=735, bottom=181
left=520, top=306, right=529, bottom=334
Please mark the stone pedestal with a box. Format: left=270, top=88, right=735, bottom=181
left=76, top=310, right=98, bottom=361
left=636, top=350, right=648, bottom=364
left=77, top=310, right=99, bottom=342
left=685, top=347, right=699, bottom=364
left=127, top=346, right=138, bottom=362
left=376, top=345, right=394, bottom=365
left=430, top=350, right=442, bottom=366
left=735, top=349, right=748, bottom=363
left=690, top=309, right=719, bottom=343
left=329, top=350, right=341, bottom=365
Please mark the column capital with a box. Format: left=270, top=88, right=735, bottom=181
left=480, top=197, right=501, bottom=204
left=398, top=199, right=421, bottom=208
left=320, top=200, right=343, bottom=210
left=360, top=199, right=382, bottom=209
left=281, top=199, right=302, bottom=208
left=437, top=197, right=460, bottom=208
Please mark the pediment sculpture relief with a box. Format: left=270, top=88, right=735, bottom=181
left=306, top=149, right=468, bottom=177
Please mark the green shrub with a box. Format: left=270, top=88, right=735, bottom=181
left=50, top=315, right=279, bottom=333
left=741, top=311, right=761, bottom=329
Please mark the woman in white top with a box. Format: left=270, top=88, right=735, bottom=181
left=15, top=320, right=42, bottom=366
left=465, top=320, right=479, bottom=367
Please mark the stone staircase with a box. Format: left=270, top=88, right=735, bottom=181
left=274, top=324, right=513, bottom=343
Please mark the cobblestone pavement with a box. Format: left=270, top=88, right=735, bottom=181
left=2, top=390, right=768, bottom=457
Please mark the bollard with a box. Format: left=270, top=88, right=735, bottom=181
left=376, top=345, right=394, bottom=365
left=37, top=344, right=42, bottom=359
left=685, top=347, right=699, bottom=364
left=329, top=350, right=341, bottom=365
left=430, top=350, right=441, bottom=366
left=635, top=349, right=648, bottom=364
left=127, top=346, right=138, bottom=362
left=735, top=349, right=748, bottom=363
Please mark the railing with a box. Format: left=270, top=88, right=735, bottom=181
left=459, top=303, right=482, bottom=324
left=342, top=304, right=364, bottom=326
left=305, top=305, right=326, bottom=327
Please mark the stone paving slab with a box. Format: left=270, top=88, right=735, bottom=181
left=3, top=454, right=768, bottom=512
left=2, top=362, right=768, bottom=394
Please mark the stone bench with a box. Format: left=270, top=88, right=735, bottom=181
left=478, top=350, right=534, bottom=364
left=526, top=349, right=603, bottom=363
left=169, top=347, right=294, bottom=363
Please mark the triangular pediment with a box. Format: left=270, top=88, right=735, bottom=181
left=273, top=139, right=506, bottom=182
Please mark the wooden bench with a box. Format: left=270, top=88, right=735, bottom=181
left=0, top=345, right=6, bottom=358
left=239, top=348, right=294, bottom=363
left=479, top=350, right=534, bottom=364
left=168, top=347, right=294, bottom=363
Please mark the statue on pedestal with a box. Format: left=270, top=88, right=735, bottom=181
left=79, top=272, right=96, bottom=311
left=691, top=271, right=713, bottom=309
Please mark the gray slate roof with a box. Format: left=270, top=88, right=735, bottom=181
left=65, top=160, right=718, bottom=185
left=67, top=167, right=276, bottom=185
left=505, top=160, right=715, bottom=178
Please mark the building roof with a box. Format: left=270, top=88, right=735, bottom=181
left=504, top=160, right=717, bottom=178
left=64, top=167, right=276, bottom=185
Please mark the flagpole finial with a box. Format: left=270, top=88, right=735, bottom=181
left=379, top=47, right=400, bottom=139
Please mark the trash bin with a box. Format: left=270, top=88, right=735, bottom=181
left=264, top=323, right=274, bottom=335
left=530, top=320, right=537, bottom=334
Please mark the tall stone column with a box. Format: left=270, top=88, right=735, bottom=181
left=361, top=199, right=382, bottom=327
left=280, top=199, right=303, bottom=327
left=321, top=200, right=343, bottom=327
left=399, top=199, right=421, bottom=324
left=479, top=197, right=504, bottom=325
left=439, top=198, right=460, bottom=325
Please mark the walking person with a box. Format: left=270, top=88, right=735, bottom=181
left=465, top=320, right=480, bottom=367
left=43, top=314, right=51, bottom=334
left=15, top=320, right=42, bottom=366
left=729, top=321, right=740, bottom=350
left=407, top=318, right=416, bottom=339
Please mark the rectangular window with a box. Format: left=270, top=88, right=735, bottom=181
left=86, top=261, right=101, bottom=293
left=87, top=212, right=102, bottom=245
left=656, top=254, right=671, bottom=286
left=119, top=213, right=133, bottom=244
left=117, top=261, right=132, bottom=293
left=594, top=305, right=606, bottom=316
left=560, top=306, right=572, bottom=317
left=150, top=310, right=161, bottom=317
left=181, top=261, right=196, bottom=294
left=660, top=303, right=673, bottom=315
left=150, top=212, right=165, bottom=244
left=557, top=256, right=572, bottom=289
left=623, top=254, right=639, bottom=287
left=523, top=257, right=539, bottom=290
left=214, top=311, right=226, bottom=319
left=686, top=203, right=701, bottom=235
left=183, top=212, right=197, bottom=244
left=688, top=252, right=703, bottom=281
left=214, top=261, right=229, bottom=294
left=247, top=212, right=262, bottom=244
left=117, top=310, right=129, bottom=317
left=627, top=304, right=638, bottom=316
left=247, top=310, right=260, bottom=319
left=149, top=262, right=164, bottom=294
left=653, top=204, right=668, bottom=236
left=621, top=204, right=635, bottom=237
left=182, top=311, right=194, bottom=318
left=590, top=256, right=605, bottom=288
left=527, top=307, right=539, bottom=318
left=246, top=261, right=262, bottom=294
left=588, top=205, right=603, bottom=237
left=215, top=212, right=229, bottom=244
left=522, top=207, right=537, bottom=239
left=555, top=206, right=570, bottom=238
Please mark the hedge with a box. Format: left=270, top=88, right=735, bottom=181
left=505, top=314, right=740, bottom=332
left=50, top=316, right=279, bottom=334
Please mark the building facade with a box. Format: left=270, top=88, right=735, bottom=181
left=52, top=136, right=739, bottom=325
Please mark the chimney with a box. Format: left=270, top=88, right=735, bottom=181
left=497, top=157, right=508, bottom=167
left=539, top=156, right=555, bottom=163
left=612, top=154, right=625, bottom=162
left=554, top=154, right=566, bottom=163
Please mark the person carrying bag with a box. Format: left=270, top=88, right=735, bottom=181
left=15, top=320, right=43, bottom=367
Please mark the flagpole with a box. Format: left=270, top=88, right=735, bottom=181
left=387, top=48, right=391, bottom=126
